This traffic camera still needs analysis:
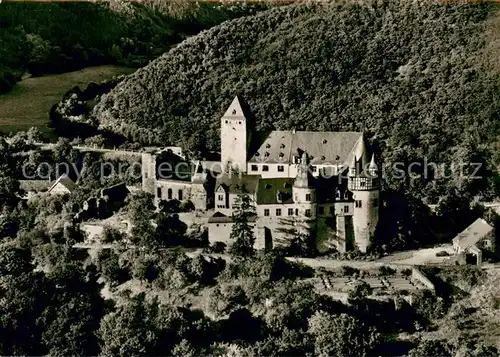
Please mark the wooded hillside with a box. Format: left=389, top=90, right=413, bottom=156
left=0, top=1, right=269, bottom=93
left=93, top=0, right=500, bottom=203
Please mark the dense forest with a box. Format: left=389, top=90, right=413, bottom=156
left=93, top=0, right=500, bottom=206
left=0, top=134, right=497, bottom=356
left=0, top=0, right=271, bottom=94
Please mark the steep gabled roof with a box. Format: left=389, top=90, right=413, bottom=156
left=48, top=174, right=77, bottom=193
left=248, top=130, right=363, bottom=166
left=453, top=218, right=493, bottom=250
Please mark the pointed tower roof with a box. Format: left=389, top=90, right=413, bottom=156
left=368, top=153, right=378, bottom=177
left=223, top=96, right=246, bottom=118
left=301, top=151, right=308, bottom=165
left=369, top=154, right=377, bottom=169
left=354, top=134, right=367, bottom=161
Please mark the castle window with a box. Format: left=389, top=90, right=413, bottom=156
left=276, top=208, right=282, bottom=216
left=168, top=188, right=172, bottom=200
left=344, top=205, right=349, bottom=213
left=218, top=194, right=224, bottom=201
left=251, top=165, right=258, bottom=171
left=277, top=165, right=284, bottom=172
left=373, top=198, right=378, bottom=208
left=306, top=193, right=311, bottom=201
left=329, top=206, right=334, bottom=215
left=319, top=206, right=324, bottom=215
left=178, top=189, right=183, bottom=201
left=305, top=209, right=311, bottom=217
left=264, top=209, right=270, bottom=216
left=288, top=208, right=294, bottom=216
left=263, top=165, right=269, bottom=172
left=355, top=200, right=362, bottom=208
left=157, top=187, right=162, bottom=198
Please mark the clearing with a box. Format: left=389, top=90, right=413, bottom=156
left=0, top=65, right=136, bottom=135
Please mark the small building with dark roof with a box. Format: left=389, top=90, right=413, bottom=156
left=452, top=218, right=494, bottom=266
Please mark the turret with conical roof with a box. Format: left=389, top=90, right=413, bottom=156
left=368, top=154, right=378, bottom=177
left=347, top=147, right=380, bottom=254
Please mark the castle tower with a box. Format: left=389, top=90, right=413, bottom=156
left=141, top=152, right=157, bottom=195
left=347, top=151, right=380, bottom=253
left=293, top=152, right=316, bottom=237
left=220, top=96, right=250, bottom=174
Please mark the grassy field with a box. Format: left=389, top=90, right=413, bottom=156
left=0, top=65, right=136, bottom=136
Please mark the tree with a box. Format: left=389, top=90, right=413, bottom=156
left=0, top=164, right=20, bottom=209
left=0, top=245, right=33, bottom=276
left=52, top=138, right=79, bottom=171
left=127, top=191, right=155, bottom=223
left=229, top=192, right=256, bottom=257
left=406, top=339, right=452, bottom=357
left=308, top=311, right=379, bottom=357
left=155, top=213, right=187, bottom=247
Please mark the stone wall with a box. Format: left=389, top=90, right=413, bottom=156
left=411, top=268, right=435, bottom=292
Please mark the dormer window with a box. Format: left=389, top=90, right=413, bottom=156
left=279, top=152, right=284, bottom=157
left=280, top=143, right=285, bottom=149
left=265, top=152, right=270, bottom=157
left=321, top=155, right=326, bottom=161
left=266, top=143, right=271, bottom=149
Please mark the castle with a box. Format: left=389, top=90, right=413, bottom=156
left=141, top=96, right=380, bottom=253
